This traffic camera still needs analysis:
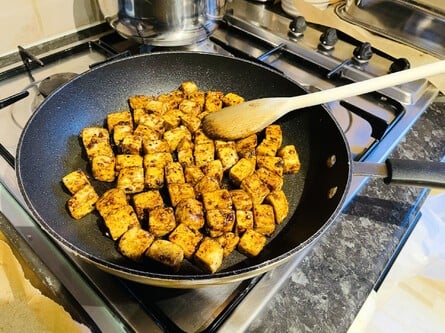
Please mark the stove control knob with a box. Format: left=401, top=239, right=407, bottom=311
left=389, top=58, right=411, bottom=73
left=289, top=16, right=307, bottom=38
left=318, top=28, right=338, bottom=50
left=353, top=42, right=373, bottom=63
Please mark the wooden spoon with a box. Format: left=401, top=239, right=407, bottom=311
left=202, top=60, right=445, bottom=140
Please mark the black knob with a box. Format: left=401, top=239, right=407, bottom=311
left=289, top=16, right=307, bottom=37
left=319, top=28, right=338, bottom=50
left=353, top=42, right=373, bottom=63
left=389, top=58, right=411, bottom=73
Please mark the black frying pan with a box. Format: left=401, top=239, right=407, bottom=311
left=15, top=52, right=444, bottom=288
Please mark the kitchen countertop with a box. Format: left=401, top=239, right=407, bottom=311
left=246, top=96, right=445, bottom=333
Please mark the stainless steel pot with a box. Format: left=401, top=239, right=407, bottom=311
left=98, top=0, right=227, bottom=46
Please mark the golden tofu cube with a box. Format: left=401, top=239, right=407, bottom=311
left=256, top=137, right=280, bottom=157
left=142, top=138, right=170, bottom=154
left=253, top=204, right=275, bottom=236
left=165, top=162, right=185, bottom=184
left=255, top=167, right=283, bottom=191
left=177, top=137, right=195, bottom=167
left=256, top=156, right=284, bottom=176
left=132, top=190, right=164, bottom=220
left=205, top=209, right=235, bottom=237
left=194, top=237, right=224, bottom=273
left=144, top=166, right=164, bottom=189
left=148, top=207, right=176, bottom=237
left=205, top=91, right=223, bottom=112
left=67, top=184, right=99, bottom=220
left=120, top=134, right=143, bottom=155
left=175, top=198, right=205, bottom=231
left=146, top=239, right=184, bottom=272
left=222, top=92, right=245, bottom=106
left=118, top=227, right=155, bottom=262
left=235, top=210, right=254, bottom=234
left=91, top=155, right=116, bottom=182
left=106, top=110, right=133, bottom=133
left=162, top=108, right=183, bottom=130
left=194, top=176, right=220, bottom=198
left=240, top=173, right=270, bottom=205
left=143, top=152, right=173, bottom=169
left=265, top=124, right=283, bottom=148
left=96, top=188, right=128, bottom=217
left=235, top=134, right=257, bottom=158
left=115, top=154, right=143, bottom=173
left=168, top=223, right=203, bottom=259
left=103, top=205, right=140, bottom=240
left=132, top=108, right=147, bottom=125
left=62, top=169, right=90, bottom=194
left=194, top=129, right=213, bottom=145
left=158, top=91, right=183, bottom=110
left=145, top=100, right=169, bottom=115
left=179, top=99, right=201, bottom=116
left=116, top=166, right=145, bottom=194
left=129, top=95, right=153, bottom=111
left=139, top=113, right=165, bottom=134
left=134, top=124, right=161, bottom=141
left=184, top=165, right=205, bottom=185
left=265, top=190, right=289, bottom=224
left=201, top=159, right=223, bottom=184
left=216, top=232, right=240, bottom=257
left=215, top=140, right=239, bottom=170
left=112, top=124, right=133, bottom=145
left=180, top=81, right=199, bottom=96
left=277, top=145, right=301, bottom=174
left=167, top=183, right=195, bottom=207
left=180, top=113, right=201, bottom=133
left=189, top=91, right=206, bottom=110
left=164, top=125, right=192, bottom=152
left=229, top=157, right=255, bottom=185
left=80, top=127, right=114, bottom=160
left=230, top=189, right=253, bottom=211
left=194, top=142, right=215, bottom=167
left=202, top=189, right=232, bottom=211
left=238, top=229, right=267, bottom=257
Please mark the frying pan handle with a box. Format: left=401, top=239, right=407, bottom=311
left=0, top=90, right=30, bottom=109
left=385, top=158, right=445, bottom=189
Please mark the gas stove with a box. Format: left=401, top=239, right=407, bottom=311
left=0, top=1, right=439, bottom=332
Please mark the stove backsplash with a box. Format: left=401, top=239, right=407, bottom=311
left=1, top=0, right=103, bottom=57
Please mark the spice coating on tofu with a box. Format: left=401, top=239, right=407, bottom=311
left=62, top=82, right=301, bottom=274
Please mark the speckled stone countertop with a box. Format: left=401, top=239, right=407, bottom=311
left=246, top=97, right=445, bottom=333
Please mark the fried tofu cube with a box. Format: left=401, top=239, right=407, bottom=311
left=256, top=137, right=280, bottom=157
left=165, top=162, right=185, bottom=184
left=143, top=152, right=173, bottom=168
left=142, top=139, right=170, bottom=154
left=119, top=134, right=143, bottom=155
left=229, top=157, right=255, bottom=185
left=177, top=137, right=194, bottom=167
left=115, top=154, right=143, bottom=173
left=146, top=239, right=184, bottom=272
left=253, top=204, right=275, bottom=236
left=129, top=95, right=153, bottom=111
left=238, top=229, right=267, bottom=257
left=215, top=140, right=239, bottom=170
left=144, top=166, right=164, bottom=189
left=164, top=125, right=192, bottom=152
left=277, top=145, right=301, bottom=174
left=194, top=176, right=220, bottom=198
left=132, top=190, right=164, bottom=220
left=80, top=127, right=114, bottom=160
left=134, top=124, right=161, bottom=141
left=175, top=198, right=205, bottom=231
left=205, top=209, right=235, bottom=237
left=132, top=108, right=147, bottom=126
left=179, top=99, right=201, bottom=116
left=148, top=207, right=176, bottom=237
left=91, top=155, right=116, bottom=182
left=194, top=129, right=212, bottom=145
left=201, top=160, right=223, bottom=184
left=168, top=224, right=203, bottom=259
left=265, top=124, right=283, bottom=148
left=107, top=110, right=133, bottom=133
left=116, top=166, right=144, bottom=194
left=205, top=91, right=223, bottom=112
left=167, top=183, right=195, bottom=207
left=113, top=124, right=133, bottom=145
left=256, top=156, right=284, bottom=176
left=265, top=190, right=289, bottom=224
left=118, top=227, right=155, bottom=261
left=145, top=100, right=169, bottom=115
left=216, top=232, right=240, bottom=257
left=194, top=142, right=215, bottom=167
left=67, top=184, right=99, bottom=219
left=158, top=91, right=183, bottom=110
left=162, top=108, right=183, bottom=130
left=194, top=237, right=224, bottom=273
left=96, top=188, right=128, bottom=217
left=139, top=113, right=165, bottom=134
left=235, top=210, right=254, bottom=234
left=103, top=205, right=140, bottom=240
left=229, top=189, right=253, bottom=211
left=184, top=165, right=205, bottom=185
left=180, top=113, right=201, bottom=133
left=240, top=173, right=270, bottom=205
left=235, top=134, right=257, bottom=158
left=202, top=189, right=232, bottom=211
left=255, top=167, right=283, bottom=191
left=189, top=91, right=206, bottom=110
left=62, top=169, right=90, bottom=194
left=222, top=92, right=245, bottom=106
left=180, top=81, right=199, bottom=96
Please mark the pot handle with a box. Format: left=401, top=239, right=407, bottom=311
left=384, top=159, right=445, bottom=188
